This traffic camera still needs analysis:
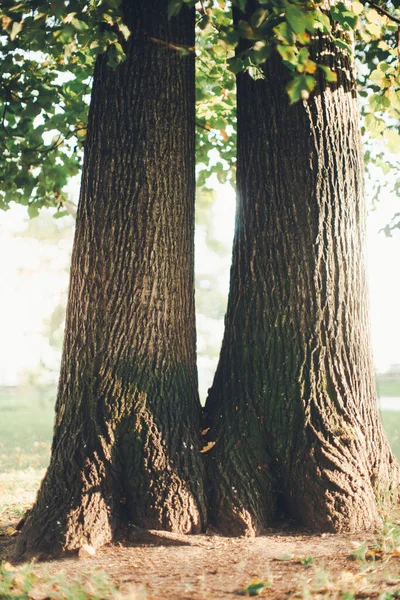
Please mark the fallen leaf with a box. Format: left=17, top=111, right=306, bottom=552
left=201, top=428, right=210, bottom=435
left=78, top=543, right=96, bottom=558
left=365, top=548, right=383, bottom=560
left=200, top=441, right=216, bottom=453
left=237, top=581, right=270, bottom=596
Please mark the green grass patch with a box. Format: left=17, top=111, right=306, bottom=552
left=376, top=377, right=400, bottom=398
left=0, top=388, right=54, bottom=473
left=380, top=411, right=400, bottom=461
left=0, top=469, right=45, bottom=531
left=0, top=562, right=118, bottom=599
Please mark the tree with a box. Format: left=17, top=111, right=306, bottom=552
left=15, top=0, right=206, bottom=557
left=2, top=0, right=400, bottom=555
left=203, top=3, right=400, bottom=535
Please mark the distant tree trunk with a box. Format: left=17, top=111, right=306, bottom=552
left=16, top=0, right=206, bottom=557
left=204, top=35, right=399, bottom=535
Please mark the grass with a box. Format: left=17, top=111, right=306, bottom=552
left=0, top=388, right=53, bottom=534
left=380, top=411, right=400, bottom=460
left=0, top=469, right=45, bottom=533
left=0, top=387, right=54, bottom=473
left=376, top=377, right=400, bottom=398
left=0, top=562, right=119, bottom=599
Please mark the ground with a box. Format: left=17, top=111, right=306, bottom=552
left=2, top=493, right=400, bottom=599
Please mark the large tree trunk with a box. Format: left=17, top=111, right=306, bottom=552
left=16, top=0, right=206, bottom=558
left=204, top=35, right=399, bottom=535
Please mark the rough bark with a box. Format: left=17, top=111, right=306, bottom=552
left=15, top=0, right=206, bottom=558
left=204, top=37, right=399, bottom=535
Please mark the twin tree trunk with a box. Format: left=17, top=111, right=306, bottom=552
left=16, top=4, right=399, bottom=557
left=204, top=37, right=399, bottom=534
left=16, top=0, right=206, bottom=557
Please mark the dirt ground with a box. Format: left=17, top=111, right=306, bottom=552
left=2, top=521, right=400, bottom=599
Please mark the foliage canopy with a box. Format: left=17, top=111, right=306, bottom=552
left=0, top=0, right=399, bottom=225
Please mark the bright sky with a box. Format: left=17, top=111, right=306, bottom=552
left=0, top=184, right=399, bottom=392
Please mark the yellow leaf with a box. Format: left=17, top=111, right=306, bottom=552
left=1, top=15, right=12, bottom=30
left=200, top=441, right=216, bottom=453
left=365, top=548, right=383, bottom=560
left=385, top=130, right=400, bottom=154
left=10, top=21, right=22, bottom=41
left=378, top=40, right=391, bottom=51
left=366, top=22, right=382, bottom=37
left=366, top=8, right=379, bottom=22
left=63, top=12, right=76, bottom=23
left=297, top=31, right=311, bottom=44
left=352, top=1, right=364, bottom=15
left=304, top=60, right=317, bottom=74
left=201, top=427, right=210, bottom=435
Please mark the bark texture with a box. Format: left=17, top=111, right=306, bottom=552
left=204, top=38, right=399, bottom=535
left=16, top=0, right=206, bottom=557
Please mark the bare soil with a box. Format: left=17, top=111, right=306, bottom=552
left=2, top=521, right=400, bottom=599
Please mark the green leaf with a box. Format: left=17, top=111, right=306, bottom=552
left=286, top=74, right=315, bottom=103
left=277, top=44, right=296, bottom=64
left=250, top=8, right=268, bottom=28
left=71, top=17, right=89, bottom=32
left=28, top=204, right=40, bottom=219
left=364, top=113, right=386, bottom=136
left=330, top=3, right=358, bottom=29
left=318, top=64, right=337, bottom=83
left=228, top=56, right=245, bottom=74
left=313, top=11, right=332, bottom=33
left=334, top=37, right=352, bottom=55
left=238, top=581, right=270, bottom=596
left=300, top=555, right=313, bottom=567
left=233, top=0, right=247, bottom=11
left=24, top=102, right=42, bottom=118
left=369, top=68, right=389, bottom=88
left=106, top=42, right=126, bottom=68
left=104, top=0, right=122, bottom=8
left=54, top=209, right=69, bottom=219
left=168, top=0, right=183, bottom=18
left=118, top=22, right=130, bottom=40
left=285, top=4, right=308, bottom=35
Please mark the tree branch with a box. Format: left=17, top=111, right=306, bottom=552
left=360, top=0, right=400, bottom=25
left=196, top=121, right=212, bottom=132
left=150, top=37, right=195, bottom=53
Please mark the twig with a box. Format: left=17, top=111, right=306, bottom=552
left=196, top=121, right=212, bottom=132
left=150, top=37, right=195, bottom=53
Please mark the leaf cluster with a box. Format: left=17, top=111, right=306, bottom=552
left=196, top=3, right=236, bottom=187
left=0, top=0, right=129, bottom=214
left=0, top=0, right=399, bottom=221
